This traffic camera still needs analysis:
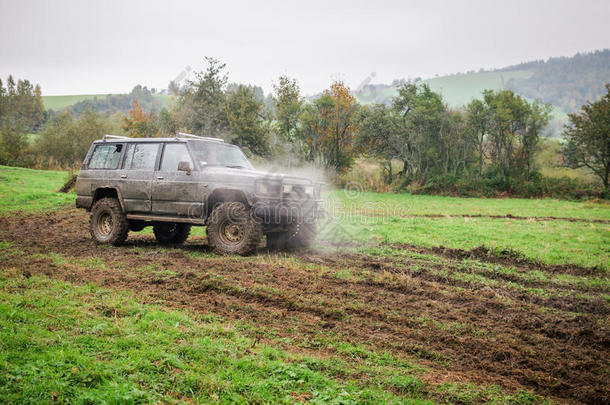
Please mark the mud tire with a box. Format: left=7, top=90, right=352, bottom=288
left=266, top=232, right=286, bottom=251
left=153, top=222, right=191, bottom=245
left=89, top=197, right=129, bottom=246
left=206, top=202, right=262, bottom=255
left=285, top=221, right=316, bottom=250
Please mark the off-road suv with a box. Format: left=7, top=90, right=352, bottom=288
left=75, top=133, right=322, bottom=255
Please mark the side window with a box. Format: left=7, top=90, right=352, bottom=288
left=160, top=143, right=192, bottom=171
left=124, top=143, right=159, bottom=170
left=88, top=144, right=123, bottom=169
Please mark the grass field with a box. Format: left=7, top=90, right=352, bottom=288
left=324, top=190, right=610, bottom=270
left=0, top=166, right=609, bottom=403
left=0, top=166, right=74, bottom=213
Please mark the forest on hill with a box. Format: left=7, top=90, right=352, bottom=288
left=504, top=49, right=610, bottom=113
left=355, top=49, right=610, bottom=115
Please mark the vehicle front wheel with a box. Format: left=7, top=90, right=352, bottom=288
left=286, top=221, right=316, bottom=250
left=266, top=221, right=316, bottom=251
left=153, top=222, right=191, bottom=245
left=206, top=202, right=262, bottom=255
left=89, top=197, right=129, bottom=245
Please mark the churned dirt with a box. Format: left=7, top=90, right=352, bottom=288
left=0, top=209, right=608, bottom=404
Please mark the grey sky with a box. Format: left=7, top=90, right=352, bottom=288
left=1, top=0, right=608, bottom=96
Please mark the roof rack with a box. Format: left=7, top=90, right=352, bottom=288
left=103, top=134, right=130, bottom=141
left=175, top=132, right=224, bottom=142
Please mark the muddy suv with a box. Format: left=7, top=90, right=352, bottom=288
left=75, top=133, right=322, bottom=255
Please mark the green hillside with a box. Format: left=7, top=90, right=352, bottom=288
left=356, top=50, right=609, bottom=122
left=424, top=70, right=532, bottom=106
left=357, top=70, right=532, bottom=105
left=42, top=94, right=111, bottom=111
left=42, top=93, right=174, bottom=112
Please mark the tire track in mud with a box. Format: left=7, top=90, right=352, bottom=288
left=301, top=252, right=610, bottom=315
left=0, top=209, right=609, bottom=403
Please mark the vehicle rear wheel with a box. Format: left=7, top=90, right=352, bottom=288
left=206, top=202, right=262, bottom=255
left=153, top=222, right=191, bottom=245
left=89, top=197, right=129, bottom=246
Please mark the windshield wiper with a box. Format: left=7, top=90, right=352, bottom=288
left=226, top=165, right=247, bottom=169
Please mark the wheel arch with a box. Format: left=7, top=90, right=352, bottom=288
left=205, top=188, right=251, bottom=220
left=92, top=187, right=125, bottom=212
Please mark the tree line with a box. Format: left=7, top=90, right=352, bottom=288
left=0, top=59, right=608, bottom=197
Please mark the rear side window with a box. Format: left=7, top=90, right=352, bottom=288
left=160, top=143, right=192, bottom=171
left=88, top=144, right=123, bottom=169
left=124, top=143, right=159, bottom=170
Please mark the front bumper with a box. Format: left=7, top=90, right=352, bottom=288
left=252, top=198, right=322, bottom=224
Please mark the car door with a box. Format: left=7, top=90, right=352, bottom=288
left=119, top=142, right=160, bottom=213
left=151, top=142, right=203, bottom=217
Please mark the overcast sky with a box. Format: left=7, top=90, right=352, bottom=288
left=1, top=0, right=608, bottom=96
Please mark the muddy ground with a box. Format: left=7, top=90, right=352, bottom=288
left=0, top=209, right=608, bottom=404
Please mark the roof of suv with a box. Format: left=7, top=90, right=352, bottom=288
left=94, top=133, right=225, bottom=144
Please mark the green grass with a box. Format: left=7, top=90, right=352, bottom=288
left=322, top=191, right=610, bottom=270
left=0, top=166, right=74, bottom=213
left=0, top=271, right=434, bottom=404
left=326, top=190, right=610, bottom=220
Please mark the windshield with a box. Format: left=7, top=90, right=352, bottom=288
left=188, top=140, right=253, bottom=170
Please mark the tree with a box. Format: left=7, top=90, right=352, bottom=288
left=225, top=85, right=270, bottom=157
left=273, top=75, right=303, bottom=143
left=177, top=57, right=228, bottom=136
left=0, top=121, right=28, bottom=166
left=157, top=107, right=177, bottom=136
left=355, top=104, right=401, bottom=183
left=563, top=84, right=610, bottom=192
left=521, top=101, right=551, bottom=174
left=466, top=99, right=490, bottom=175
left=35, top=109, right=110, bottom=168
left=120, top=100, right=158, bottom=138
left=391, top=83, right=445, bottom=179
left=0, top=75, right=46, bottom=166
left=299, top=81, right=359, bottom=172
left=483, top=89, right=529, bottom=176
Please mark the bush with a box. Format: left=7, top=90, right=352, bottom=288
left=336, top=159, right=605, bottom=199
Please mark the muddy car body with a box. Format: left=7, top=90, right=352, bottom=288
left=75, top=133, right=322, bottom=254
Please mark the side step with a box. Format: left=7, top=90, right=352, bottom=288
left=126, top=214, right=205, bottom=225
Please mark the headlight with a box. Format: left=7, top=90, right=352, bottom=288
left=256, top=181, right=281, bottom=195
left=284, top=184, right=314, bottom=197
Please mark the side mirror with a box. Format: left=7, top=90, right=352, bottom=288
left=177, top=161, right=192, bottom=175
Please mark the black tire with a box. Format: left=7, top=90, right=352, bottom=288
left=153, top=222, right=191, bottom=245
left=206, top=202, right=262, bottom=255
left=285, top=221, right=316, bottom=250
left=266, top=232, right=286, bottom=251
left=89, top=197, right=129, bottom=246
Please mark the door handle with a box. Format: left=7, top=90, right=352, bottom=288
left=120, top=174, right=127, bottom=179
left=157, top=176, right=164, bottom=180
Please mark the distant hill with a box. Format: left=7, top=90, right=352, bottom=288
left=42, top=88, right=173, bottom=116
left=355, top=49, right=610, bottom=118
left=502, top=49, right=610, bottom=112
left=42, top=94, right=110, bottom=111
